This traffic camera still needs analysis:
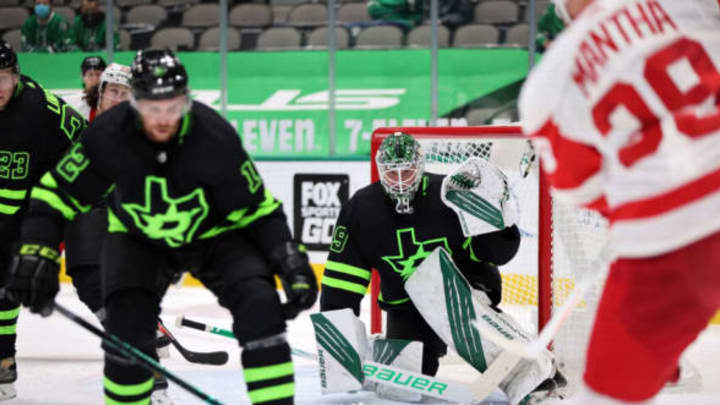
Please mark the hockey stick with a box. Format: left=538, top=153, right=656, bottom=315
left=156, top=318, right=229, bottom=365
left=525, top=241, right=614, bottom=358
left=177, top=315, right=497, bottom=403
left=175, top=315, right=315, bottom=360
left=53, top=303, right=223, bottom=405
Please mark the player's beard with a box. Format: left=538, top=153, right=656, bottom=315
left=143, top=119, right=180, bottom=143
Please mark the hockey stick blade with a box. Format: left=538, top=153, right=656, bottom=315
left=157, top=319, right=229, bottom=366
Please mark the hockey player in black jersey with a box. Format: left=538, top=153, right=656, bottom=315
left=59, top=62, right=176, bottom=403
left=319, top=132, right=566, bottom=404
left=6, top=49, right=317, bottom=405
left=321, top=132, right=521, bottom=377
left=0, top=39, right=85, bottom=400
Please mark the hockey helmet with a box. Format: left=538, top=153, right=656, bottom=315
left=376, top=132, right=425, bottom=214
left=130, top=49, right=188, bottom=100
left=81, top=55, right=107, bottom=74
left=100, top=63, right=131, bottom=90
left=0, top=40, right=19, bottom=74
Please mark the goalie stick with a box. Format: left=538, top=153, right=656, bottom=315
left=176, top=315, right=514, bottom=404
left=156, top=318, right=229, bottom=366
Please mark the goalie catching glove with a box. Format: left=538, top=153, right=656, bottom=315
left=271, top=241, right=318, bottom=319
left=442, top=157, right=517, bottom=237
left=4, top=243, right=61, bottom=315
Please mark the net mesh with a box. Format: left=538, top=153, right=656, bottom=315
left=373, top=130, right=609, bottom=392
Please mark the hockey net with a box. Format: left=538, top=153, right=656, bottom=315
left=370, top=126, right=610, bottom=392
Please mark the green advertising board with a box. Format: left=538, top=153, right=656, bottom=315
left=18, top=49, right=530, bottom=159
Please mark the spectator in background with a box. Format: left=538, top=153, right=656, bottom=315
left=64, top=56, right=106, bottom=119
left=21, top=0, right=69, bottom=53
left=67, top=0, right=119, bottom=51
left=439, top=0, right=474, bottom=29
left=368, top=0, right=424, bottom=30
left=535, top=3, right=564, bottom=53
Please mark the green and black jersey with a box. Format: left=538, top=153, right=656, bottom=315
left=22, top=101, right=291, bottom=253
left=320, top=173, right=520, bottom=315
left=0, top=75, right=84, bottom=240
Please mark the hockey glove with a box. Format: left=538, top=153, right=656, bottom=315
left=5, top=243, right=61, bottom=316
left=270, top=242, right=318, bottom=320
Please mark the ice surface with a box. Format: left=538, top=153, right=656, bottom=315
left=7, top=285, right=720, bottom=404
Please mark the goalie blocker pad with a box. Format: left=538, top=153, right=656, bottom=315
left=405, top=247, right=555, bottom=405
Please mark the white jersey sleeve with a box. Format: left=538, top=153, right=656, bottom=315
left=62, top=92, right=91, bottom=120
left=520, top=0, right=720, bottom=257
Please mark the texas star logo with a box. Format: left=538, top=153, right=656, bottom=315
left=381, top=228, right=451, bottom=280
left=123, top=176, right=208, bottom=247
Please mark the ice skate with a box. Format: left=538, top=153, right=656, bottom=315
left=519, top=369, right=567, bottom=405
left=0, top=358, right=17, bottom=400
left=156, top=329, right=171, bottom=359
left=151, top=372, right=174, bottom=405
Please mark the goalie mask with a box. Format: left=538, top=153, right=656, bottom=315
left=376, top=132, right=424, bottom=214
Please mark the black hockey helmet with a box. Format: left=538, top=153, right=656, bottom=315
left=81, top=55, right=106, bottom=74
left=130, top=49, right=188, bottom=100
left=0, top=40, right=19, bottom=74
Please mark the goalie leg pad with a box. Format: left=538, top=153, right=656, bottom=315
left=310, top=309, right=367, bottom=394
left=406, top=247, right=554, bottom=405
left=373, top=339, right=423, bottom=403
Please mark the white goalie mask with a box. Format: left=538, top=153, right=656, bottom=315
left=376, top=132, right=425, bottom=215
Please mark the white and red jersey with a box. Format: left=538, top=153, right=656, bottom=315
left=520, top=0, right=720, bottom=257
left=62, top=92, right=92, bottom=120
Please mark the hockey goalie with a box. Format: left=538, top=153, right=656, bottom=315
left=519, top=0, right=720, bottom=403
left=314, top=132, right=566, bottom=404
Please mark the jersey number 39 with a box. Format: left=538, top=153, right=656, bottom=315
left=592, top=37, right=720, bottom=167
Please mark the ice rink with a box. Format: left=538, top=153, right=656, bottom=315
left=7, top=284, right=720, bottom=405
